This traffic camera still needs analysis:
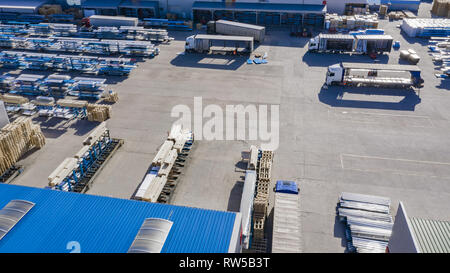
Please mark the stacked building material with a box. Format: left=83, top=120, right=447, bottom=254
left=337, top=192, right=393, bottom=253
left=401, top=18, right=450, bottom=37
left=86, top=104, right=112, bottom=122
left=325, top=14, right=379, bottom=31
left=432, top=0, right=450, bottom=18
left=134, top=124, right=193, bottom=203
left=0, top=117, right=45, bottom=175
left=247, top=148, right=274, bottom=252
left=104, top=91, right=119, bottom=103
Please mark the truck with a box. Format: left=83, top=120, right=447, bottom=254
left=240, top=170, right=257, bottom=250
left=325, top=62, right=424, bottom=89
left=88, top=15, right=138, bottom=27
left=185, top=34, right=254, bottom=55
left=308, top=34, right=393, bottom=54
left=207, top=20, right=265, bottom=42
left=272, top=181, right=301, bottom=253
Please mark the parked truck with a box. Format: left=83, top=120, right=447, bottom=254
left=272, top=181, right=301, bottom=253
left=207, top=20, right=265, bottom=42
left=325, top=62, right=424, bottom=89
left=185, top=34, right=254, bottom=55
left=308, top=34, right=393, bottom=54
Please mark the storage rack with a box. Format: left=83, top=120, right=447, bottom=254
left=52, top=128, right=123, bottom=193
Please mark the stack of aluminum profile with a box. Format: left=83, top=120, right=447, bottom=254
left=337, top=192, right=393, bottom=253
left=401, top=19, right=450, bottom=38
left=428, top=37, right=450, bottom=79
left=93, top=27, right=123, bottom=39
left=49, top=24, right=77, bottom=37
left=68, top=77, right=106, bottom=100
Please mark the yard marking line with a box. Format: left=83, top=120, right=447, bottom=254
left=340, top=153, right=344, bottom=170
left=342, top=154, right=450, bottom=166
left=341, top=166, right=450, bottom=180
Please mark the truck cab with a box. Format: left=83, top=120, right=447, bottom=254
left=308, top=37, right=319, bottom=52
left=326, top=63, right=344, bottom=85
left=185, top=35, right=195, bottom=51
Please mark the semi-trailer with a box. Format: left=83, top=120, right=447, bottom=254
left=207, top=20, right=265, bottom=42
left=88, top=15, right=138, bottom=27
left=185, top=34, right=254, bottom=54
left=308, top=34, right=393, bottom=54
left=325, top=62, right=424, bottom=89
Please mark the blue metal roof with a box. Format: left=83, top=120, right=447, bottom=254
left=82, top=0, right=121, bottom=9
left=119, top=0, right=158, bottom=9
left=0, top=184, right=238, bottom=253
left=192, top=1, right=326, bottom=14
left=0, top=0, right=49, bottom=9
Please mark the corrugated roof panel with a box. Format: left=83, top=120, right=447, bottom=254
left=0, top=184, right=237, bottom=253
left=410, top=217, right=450, bottom=253
left=82, top=0, right=121, bottom=9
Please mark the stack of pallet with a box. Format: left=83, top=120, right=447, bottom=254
left=251, top=149, right=274, bottom=251
left=87, top=104, right=112, bottom=122
left=432, top=0, right=450, bottom=18
left=0, top=117, right=45, bottom=175
left=388, top=11, right=406, bottom=20
left=379, top=5, right=388, bottom=17
left=104, top=91, right=119, bottom=103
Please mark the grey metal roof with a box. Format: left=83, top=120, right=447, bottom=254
left=356, top=35, right=394, bottom=40
left=0, top=0, right=48, bottom=9
left=410, top=217, right=450, bottom=253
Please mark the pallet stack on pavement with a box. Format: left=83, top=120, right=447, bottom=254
left=104, top=91, right=119, bottom=103
left=250, top=148, right=274, bottom=252
left=86, top=103, right=112, bottom=122
left=0, top=117, right=45, bottom=175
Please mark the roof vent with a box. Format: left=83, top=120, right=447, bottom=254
left=0, top=200, right=35, bottom=240
left=128, top=218, right=173, bottom=253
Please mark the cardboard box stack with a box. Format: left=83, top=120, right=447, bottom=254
left=432, top=0, right=450, bottom=18
left=326, top=13, right=379, bottom=31
left=38, top=4, right=63, bottom=16
left=87, top=104, right=112, bottom=122
left=0, top=117, right=45, bottom=175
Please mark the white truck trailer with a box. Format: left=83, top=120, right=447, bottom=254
left=325, top=62, right=424, bottom=89
left=207, top=20, right=265, bottom=42
left=185, top=34, right=254, bottom=55
left=309, top=34, right=393, bottom=54
left=272, top=181, right=301, bottom=253
left=89, top=15, right=138, bottom=27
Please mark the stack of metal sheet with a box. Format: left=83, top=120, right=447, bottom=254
left=338, top=192, right=393, bottom=253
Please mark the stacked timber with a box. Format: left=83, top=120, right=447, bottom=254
left=0, top=94, right=29, bottom=105
left=56, top=99, right=88, bottom=109
left=39, top=5, right=63, bottom=16
left=432, top=0, right=450, bottom=18
left=0, top=117, right=45, bottom=175
left=87, top=104, right=112, bottom=122
left=379, top=5, right=388, bottom=17
left=48, top=157, right=78, bottom=187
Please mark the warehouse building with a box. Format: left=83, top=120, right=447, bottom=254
left=0, top=184, right=242, bottom=253
left=0, top=0, right=49, bottom=13
left=81, top=0, right=160, bottom=18
left=380, top=0, right=421, bottom=12
left=192, top=1, right=326, bottom=27
left=387, top=202, right=450, bottom=253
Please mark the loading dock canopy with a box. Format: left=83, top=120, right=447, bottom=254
left=82, top=0, right=122, bottom=9
left=341, top=62, right=421, bottom=72
left=192, top=1, right=327, bottom=14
